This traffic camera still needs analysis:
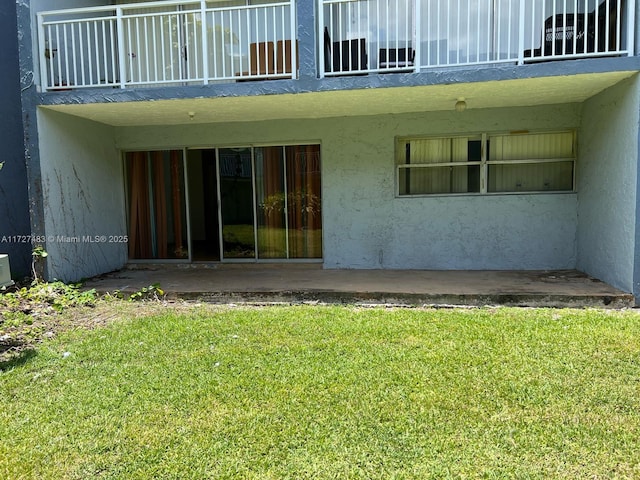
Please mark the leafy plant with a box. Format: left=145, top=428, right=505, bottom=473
left=0, top=281, right=96, bottom=317
left=108, top=290, right=125, bottom=300
left=31, top=246, right=48, bottom=284
left=128, top=283, right=164, bottom=302
left=1, top=281, right=98, bottom=359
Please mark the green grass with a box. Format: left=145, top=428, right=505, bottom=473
left=1, top=306, right=640, bottom=479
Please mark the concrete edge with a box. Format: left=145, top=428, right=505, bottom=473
left=96, top=289, right=635, bottom=309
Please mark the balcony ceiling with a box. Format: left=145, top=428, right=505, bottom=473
left=42, top=71, right=635, bottom=127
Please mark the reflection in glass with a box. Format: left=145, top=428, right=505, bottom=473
left=219, top=148, right=255, bottom=258
left=255, top=147, right=287, bottom=258
left=286, top=145, right=322, bottom=259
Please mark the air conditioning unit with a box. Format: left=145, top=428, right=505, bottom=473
left=0, top=254, right=14, bottom=288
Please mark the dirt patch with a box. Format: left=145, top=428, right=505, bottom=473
left=0, top=289, right=195, bottom=365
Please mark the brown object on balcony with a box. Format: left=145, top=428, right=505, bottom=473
left=250, top=41, right=276, bottom=75
left=276, top=40, right=298, bottom=74
left=524, top=0, right=621, bottom=59
left=237, top=40, right=297, bottom=80
left=379, top=47, right=415, bottom=70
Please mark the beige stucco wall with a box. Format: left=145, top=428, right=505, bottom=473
left=115, top=102, right=580, bottom=270
left=37, top=108, right=127, bottom=281
left=578, top=74, right=640, bottom=293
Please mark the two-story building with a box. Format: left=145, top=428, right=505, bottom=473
left=15, top=0, right=640, bottom=301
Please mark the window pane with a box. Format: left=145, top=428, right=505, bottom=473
left=402, top=137, right=469, bottom=164
left=219, top=148, right=255, bottom=258
left=399, top=165, right=480, bottom=195
left=407, top=138, right=450, bottom=164
left=255, top=147, right=287, bottom=259
left=286, top=145, right=322, bottom=258
left=490, top=132, right=574, bottom=160
left=187, top=149, right=220, bottom=261
left=488, top=161, right=574, bottom=192
left=126, top=150, right=188, bottom=260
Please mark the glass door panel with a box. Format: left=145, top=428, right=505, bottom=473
left=219, top=148, right=256, bottom=258
left=126, top=150, right=189, bottom=260
left=187, top=149, right=220, bottom=261
left=255, top=147, right=287, bottom=259
left=285, top=145, right=322, bottom=259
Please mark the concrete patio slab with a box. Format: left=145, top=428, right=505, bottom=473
left=83, top=265, right=635, bottom=308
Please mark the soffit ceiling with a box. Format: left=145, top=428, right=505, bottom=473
left=41, top=71, right=636, bottom=127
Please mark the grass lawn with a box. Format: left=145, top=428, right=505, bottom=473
left=1, top=305, right=640, bottom=479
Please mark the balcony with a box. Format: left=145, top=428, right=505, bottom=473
left=36, top=0, right=634, bottom=92
left=37, top=0, right=296, bottom=91
left=320, top=0, right=634, bottom=75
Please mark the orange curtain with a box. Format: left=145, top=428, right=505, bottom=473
left=152, top=151, right=168, bottom=258
left=260, top=147, right=285, bottom=258
left=170, top=150, right=184, bottom=257
left=286, top=145, right=321, bottom=258
left=127, top=152, right=152, bottom=259
left=128, top=150, right=185, bottom=259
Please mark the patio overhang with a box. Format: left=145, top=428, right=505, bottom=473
left=40, top=69, right=637, bottom=126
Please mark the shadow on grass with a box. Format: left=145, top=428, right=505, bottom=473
left=0, top=348, right=37, bottom=372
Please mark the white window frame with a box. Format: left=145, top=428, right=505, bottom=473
left=396, top=130, right=576, bottom=197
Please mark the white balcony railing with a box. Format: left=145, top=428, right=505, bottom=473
left=37, top=0, right=635, bottom=91
left=319, top=0, right=635, bottom=76
left=37, top=0, right=296, bottom=91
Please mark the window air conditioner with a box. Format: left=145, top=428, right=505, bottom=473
left=0, top=254, right=14, bottom=288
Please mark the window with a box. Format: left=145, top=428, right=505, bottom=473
left=397, top=131, right=575, bottom=196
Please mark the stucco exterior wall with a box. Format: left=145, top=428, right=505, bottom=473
left=577, top=75, right=640, bottom=293
left=116, top=102, right=579, bottom=270
left=15, top=0, right=640, bottom=288
left=37, top=109, right=126, bottom=281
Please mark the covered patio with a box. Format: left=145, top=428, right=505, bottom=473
left=84, top=265, right=633, bottom=307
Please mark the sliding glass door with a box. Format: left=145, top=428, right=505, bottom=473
left=235, top=144, right=322, bottom=260
left=126, top=144, right=321, bottom=262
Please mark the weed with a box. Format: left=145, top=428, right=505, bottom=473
left=1, top=281, right=97, bottom=353
left=128, top=283, right=164, bottom=302
left=31, top=246, right=48, bottom=284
